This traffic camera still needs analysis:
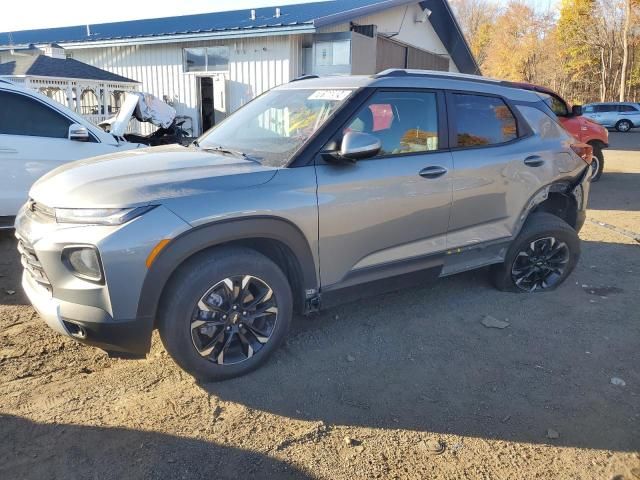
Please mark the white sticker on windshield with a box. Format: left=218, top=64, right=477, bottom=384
left=308, top=90, right=351, bottom=101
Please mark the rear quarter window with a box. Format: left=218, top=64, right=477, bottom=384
left=516, top=105, right=568, bottom=140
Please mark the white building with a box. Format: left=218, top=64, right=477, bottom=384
left=0, top=0, right=478, bottom=135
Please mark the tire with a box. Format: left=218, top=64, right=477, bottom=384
left=491, top=213, right=580, bottom=293
left=589, top=145, right=604, bottom=182
left=158, top=246, right=293, bottom=381
left=615, top=119, right=633, bottom=132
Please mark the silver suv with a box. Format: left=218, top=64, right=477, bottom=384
left=16, top=70, right=593, bottom=380
left=583, top=102, right=640, bottom=132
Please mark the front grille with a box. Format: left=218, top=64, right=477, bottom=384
left=16, top=234, right=52, bottom=293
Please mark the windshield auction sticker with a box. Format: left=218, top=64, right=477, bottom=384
left=308, top=90, right=352, bottom=101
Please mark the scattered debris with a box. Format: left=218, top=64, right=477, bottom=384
left=346, top=354, right=355, bottom=362
left=481, top=315, right=510, bottom=329
left=630, top=467, right=640, bottom=479
left=610, top=377, right=626, bottom=387
left=451, top=442, right=464, bottom=452
left=501, top=414, right=511, bottom=423
left=546, top=429, right=559, bottom=440
left=354, top=445, right=365, bottom=453
left=344, top=436, right=356, bottom=446
left=582, top=285, right=624, bottom=296
left=5, top=290, right=15, bottom=295
left=420, top=438, right=445, bottom=455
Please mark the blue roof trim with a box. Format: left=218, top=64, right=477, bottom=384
left=0, top=0, right=479, bottom=74
left=419, top=0, right=480, bottom=75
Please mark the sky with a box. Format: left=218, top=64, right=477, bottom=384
left=0, top=0, right=560, bottom=32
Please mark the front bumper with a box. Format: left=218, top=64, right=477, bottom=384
left=21, top=271, right=150, bottom=355
left=16, top=204, right=190, bottom=355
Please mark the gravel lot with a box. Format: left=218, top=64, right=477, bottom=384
left=1, top=133, right=639, bottom=479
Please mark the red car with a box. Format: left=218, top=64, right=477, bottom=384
left=510, top=82, right=609, bottom=181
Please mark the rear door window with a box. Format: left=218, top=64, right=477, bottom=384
left=0, top=91, right=71, bottom=138
left=618, top=104, right=639, bottom=112
left=452, top=94, right=518, bottom=147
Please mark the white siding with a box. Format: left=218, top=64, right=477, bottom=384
left=70, top=35, right=298, bottom=135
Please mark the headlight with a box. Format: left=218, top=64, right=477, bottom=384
left=62, top=246, right=103, bottom=282
left=55, top=206, right=156, bottom=225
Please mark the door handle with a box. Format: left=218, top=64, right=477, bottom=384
left=419, top=166, right=448, bottom=179
left=524, top=155, right=544, bottom=167
left=0, top=147, right=18, bottom=154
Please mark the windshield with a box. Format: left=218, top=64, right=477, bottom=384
left=198, top=88, right=354, bottom=167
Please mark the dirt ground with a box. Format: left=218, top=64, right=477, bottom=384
left=1, top=133, right=639, bottom=480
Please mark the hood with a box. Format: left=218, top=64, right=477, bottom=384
left=30, top=145, right=278, bottom=208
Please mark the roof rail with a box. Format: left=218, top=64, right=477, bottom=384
left=290, top=74, right=319, bottom=83
left=373, top=69, right=410, bottom=78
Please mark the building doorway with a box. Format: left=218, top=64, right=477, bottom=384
left=200, top=77, right=215, bottom=133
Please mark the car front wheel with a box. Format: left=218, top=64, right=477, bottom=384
left=491, top=213, right=580, bottom=293
left=158, top=246, right=293, bottom=381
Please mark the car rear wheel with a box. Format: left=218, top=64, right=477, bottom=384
left=491, top=213, right=580, bottom=293
left=615, top=119, right=633, bottom=132
left=590, top=146, right=604, bottom=182
left=158, top=246, right=292, bottom=381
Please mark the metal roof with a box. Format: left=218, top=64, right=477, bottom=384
left=0, top=0, right=479, bottom=74
left=0, top=55, right=138, bottom=83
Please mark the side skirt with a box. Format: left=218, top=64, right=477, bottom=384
left=313, top=238, right=512, bottom=311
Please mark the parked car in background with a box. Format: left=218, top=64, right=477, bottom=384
left=16, top=70, right=594, bottom=381
left=583, top=102, right=640, bottom=133
left=0, top=80, right=142, bottom=226
left=509, top=82, right=609, bottom=181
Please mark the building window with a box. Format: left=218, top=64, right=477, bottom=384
left=315, top=40, right=351, bottom=66
left=184, top=47, right=230, bottom=72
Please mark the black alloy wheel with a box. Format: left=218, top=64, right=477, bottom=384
left=191, top=275, right=278, bottom=365
left=510, top=237, right=570, bottom=292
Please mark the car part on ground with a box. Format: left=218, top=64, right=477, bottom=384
left=16, top=69, right=593, bottom=380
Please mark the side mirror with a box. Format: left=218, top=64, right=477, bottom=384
left=571, top=105, right=583, bottom=117
left=338, top=131, right=382, bottom=162
left=68, top=123, right=90, bottom=142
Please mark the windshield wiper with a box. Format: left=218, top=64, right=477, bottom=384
left=203, top=145, right=261, bottom=163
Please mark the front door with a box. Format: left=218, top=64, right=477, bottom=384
left=316, top=89, right=453, bottom=288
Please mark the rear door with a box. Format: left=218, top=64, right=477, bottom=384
left=446, top=92, right=558, bottom=249
left=0, top=90, right=117, bottom=216
left=315, top=89, right=453, bottom=288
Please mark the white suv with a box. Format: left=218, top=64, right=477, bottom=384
left=0, top=80, right=141, bottom=225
